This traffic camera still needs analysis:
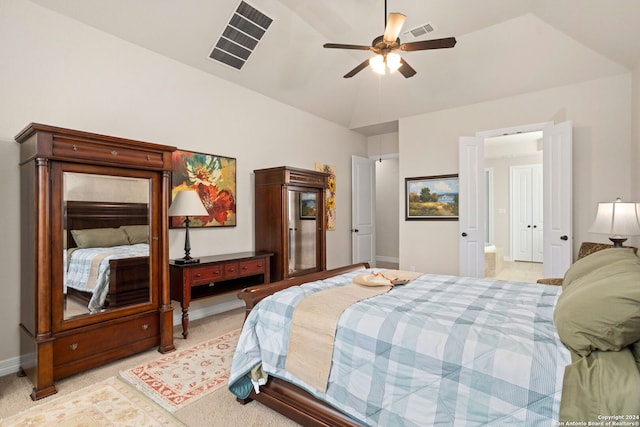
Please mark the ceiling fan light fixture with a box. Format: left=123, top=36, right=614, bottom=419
left=322, top=0, right=456, bottom=78
left=369, top=54, right=386, bottom=75
left=386, top=52, right=402, bottom=72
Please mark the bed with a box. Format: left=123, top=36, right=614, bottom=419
left=229, top=264, right=572, bottom=426
left=64, top=201, right=151, bottom=313
left=230, top=255, right=640, bottom=425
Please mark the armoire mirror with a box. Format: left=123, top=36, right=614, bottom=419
left=287, top=189, right=318, bottom=276
left=62, top=172, right=151, bottom=320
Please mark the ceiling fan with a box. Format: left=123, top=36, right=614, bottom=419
left=323, top=2, right=456, bottom=78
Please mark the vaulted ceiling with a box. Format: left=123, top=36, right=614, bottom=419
left=29, top=0, right=640, bottom=135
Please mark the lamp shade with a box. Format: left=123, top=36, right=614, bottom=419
left=168, top=190, right=208, bottom=217
left=588, top=198, right=640, bottom=237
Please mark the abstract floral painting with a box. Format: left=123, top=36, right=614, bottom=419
left=171, top=150, right=236, bottom=227
left=315, top=163, right=336, bottom=230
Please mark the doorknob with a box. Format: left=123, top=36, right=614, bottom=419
left=352, top=229, right=359, bottom=233
left=560, top=235, right=568, bottom=241
left=461, top=232, right=467, bottom=237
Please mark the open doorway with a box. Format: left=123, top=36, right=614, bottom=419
left=483, top=131, right=543, bottom=282
left=459, top=121, right=572, bottom=280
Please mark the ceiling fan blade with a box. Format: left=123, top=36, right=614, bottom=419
left=324, top=43, right=372, bottom=51
left=344, top=59, right=371, bottom=78
left=400, top=37, right=457, bottom=52
left=397, top=58, right=417, bottom=78
left=383, top=13, right=406, bottom=44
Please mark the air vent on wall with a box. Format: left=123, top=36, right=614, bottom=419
left=209, top=1, right=273, bottom=70
left=404, top=22, right=435, bottom=39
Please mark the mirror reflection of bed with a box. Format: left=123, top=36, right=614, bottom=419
left=63, top=172, right=151, bottom=319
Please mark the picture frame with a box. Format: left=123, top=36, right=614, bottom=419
left=299, top=192, right=317, bottom=220
left=170, top=149, right=236, bottom=228
left=405, top=174, right=459, bottom=220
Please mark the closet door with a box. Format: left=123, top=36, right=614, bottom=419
left=511, top=164, right=543, bottom=262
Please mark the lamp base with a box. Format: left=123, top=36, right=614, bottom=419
left=174, top=257, right=200, bottom=265
left=609, top=237, right=627, bottom=248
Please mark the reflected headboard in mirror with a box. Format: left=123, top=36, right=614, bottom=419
left=64, top=200, right=150, bottom=311
left=65, top=201, right=148, bottom=249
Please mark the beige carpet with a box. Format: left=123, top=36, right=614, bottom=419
left=121, top=329, right=241, bottom=412
left=0, top=308, right=299, bottom=427
left=0, top=376, right=183, bottom=426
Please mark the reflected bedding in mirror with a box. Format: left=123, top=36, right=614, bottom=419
left=64, top=242, right=149, bottom=314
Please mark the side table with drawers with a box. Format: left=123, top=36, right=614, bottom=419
left=169, top=251, right=273, bottom=338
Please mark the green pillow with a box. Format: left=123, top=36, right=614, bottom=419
left=562, top=247, right=638, bottom=290
left=121, top=225, right=149, bottom=244
left=70, top=227, right=130, bottom=248
left=554, top=258, right=640, bottom=356
left=559, top=348, right=640, bottom=423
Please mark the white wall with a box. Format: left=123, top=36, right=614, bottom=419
left=399, top=73, right=633, bottom=274
left=633, top=63, right=640, bottom=201
left=0, top=0, right=367, bottom=366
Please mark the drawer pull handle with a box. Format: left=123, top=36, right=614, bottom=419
left=142, top=324, right=149, bottom=330
left=257, top=263, right=262, bottom=267
left=70, top=343, right=78, bottom=350
left=242, top=266, right=248, bottom=270
left=195, top=273, right=201, bottom=278
left=228, top=268, right=235, bottom=272
left=111, top=150, right=118, bottom=156
left=72, top=144, right=78, bottom=151
left=208, top=282, right=215, bottom=287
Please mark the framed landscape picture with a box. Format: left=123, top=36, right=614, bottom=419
left=299, top=192, right=317, bottom=220
left=170, top=149, right=236, bottom=228
left=405, top=174, right=459, bottom=220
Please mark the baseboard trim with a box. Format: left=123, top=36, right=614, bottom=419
left=171, top=298, right=244, bottom=325
left=0, top=355, right=21, bottom=377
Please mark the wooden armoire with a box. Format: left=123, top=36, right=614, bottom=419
left=254, top=166, right=328, bottom=281
left=16, top=123, right=176, bottom=400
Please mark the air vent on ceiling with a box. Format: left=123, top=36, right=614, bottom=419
left=209, top=1, right=273, bottom=70
left=404, top=22, right=435, bottom=39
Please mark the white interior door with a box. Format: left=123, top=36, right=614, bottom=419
left=532, top=165, right=544, bottom=262
left=351, top=156, right=376, bottom=266
left=512, top=166, right=533, bottom=261
left=543, top=121, right=572, bottom=277
left=511, top=164, right=543, bottom=262
left=458, top=136, right=485, bottom=277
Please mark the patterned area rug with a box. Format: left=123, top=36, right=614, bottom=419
left=0, top=376, right=183, bottom=426
left=120, top=329, right=241, bottom=413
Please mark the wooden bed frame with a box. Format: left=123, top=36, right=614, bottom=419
left=65, top=200, right=150, bottom=309
left=236, top=263, right=370, bottom=427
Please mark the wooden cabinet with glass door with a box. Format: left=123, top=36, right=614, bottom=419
left=254, top=166, right=329, bottom=282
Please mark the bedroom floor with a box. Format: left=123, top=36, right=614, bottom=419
left=493, top=261, right=543, bottom=283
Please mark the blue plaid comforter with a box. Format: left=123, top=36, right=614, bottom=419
left=228, top=269, right=570, bottom=426
left=64, top=243, right=149, bottom=313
